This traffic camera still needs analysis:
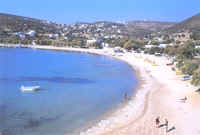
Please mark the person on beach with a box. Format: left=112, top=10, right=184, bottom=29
left=165, top=119, right=168, bottom=133
left=179, top=96, right=187, bottom=103
left=183, top=96, right=187, bottom=101
left=155, top=116, right=160, bottom=127
left=124, top=92, right=128, bottom=100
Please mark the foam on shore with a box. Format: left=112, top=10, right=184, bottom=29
left=79, top=67, right=153, bottom=135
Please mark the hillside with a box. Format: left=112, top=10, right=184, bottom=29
left=126, top=21, right=175, bottom=32
left=123, top=21, right=175, bottom=38
left=166, top=13, right=200, bottom=33
left=0, top=13, right=177, bottom=40
left=0, top=13, right=61, bottom=34
left=71, top=21, right=176, bottom=38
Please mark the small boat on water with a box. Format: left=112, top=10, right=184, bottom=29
left=20, top=85, right=40, bottom=92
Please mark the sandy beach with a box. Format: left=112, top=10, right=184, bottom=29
left=2, top=44, right=200, bottom=135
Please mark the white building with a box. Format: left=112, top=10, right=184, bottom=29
left=48, top=34, right=58, bottom=39
left=154, top=37, right=163, bottom=42
left=145, top=44, right=169, bottom=48
left=114, top=46, right=122, bottom=53
left=104, top=36, right=110, bottom=39
left=159, top=44, right=168, bottom=48
left=87, top=39, right=97, bottom=45
left=101, top=43, right=109, bottom=48
left=19, top=34, right=26, bottom=39
left=145, top=45, right=154, bottom=48
left=26, top=30, right=35, bottom=37
left=195, top=46, right=200, bottom=49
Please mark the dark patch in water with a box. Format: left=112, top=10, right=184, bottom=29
left=2, top=128, right=22, bottom=135
left=8, top=112, right=31, bottom=121
left=1, top=111, right=65, bottom=134
left=24, top=119, right=40, bottom=128
left=24, top=113, right=65, bottom=128
left=0, top=104, right=7, bottom=111
left=0, top=76, right=95, bottom=84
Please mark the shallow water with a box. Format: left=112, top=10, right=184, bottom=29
left=0, top=48, right=137, bottom=135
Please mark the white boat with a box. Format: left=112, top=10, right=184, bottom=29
left=20, top=85, right=40, bottom=92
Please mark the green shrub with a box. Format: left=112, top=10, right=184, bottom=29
left=192, top=69, right=200, bottom=86
left=181, top=61, right=198, bottom=75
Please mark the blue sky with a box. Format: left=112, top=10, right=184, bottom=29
left=1, top=0, right=200, bottom=24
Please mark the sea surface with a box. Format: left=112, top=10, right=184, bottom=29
left=0, top=48, right=138, bottom=135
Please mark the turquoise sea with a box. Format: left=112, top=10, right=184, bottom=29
left=0, top=48, right=137, bottom=135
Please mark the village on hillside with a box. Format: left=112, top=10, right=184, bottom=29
left=1, top=13, right=200, bottom=86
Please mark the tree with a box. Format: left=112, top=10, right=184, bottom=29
left=115, top=39, right=128, bottom=48
left=190, top=32, right=200, bottom=40
left=195, top=48, right=200, bottom=55
left=89, top=42, right=102, bottom=49
left=145, top=47, right=164, bottom=54
left=150, top=40, right=159, bottom=45
left=176, top=41, right=195, bottom=59
left=175, top=59, right=184, bottom=69
left=123, top=40, right=133, bottom=50
left=163, top=34, right=170, bottom=40
left=80, top=40, right=87, bottom=48
left=192, top=69, right=200, bottom=86
left=164, top=45, right=178, bottom=56
left=162, top=39, right=173, bottom=44
left=175, top=40, right=181, bottom=44
left=181, top=34, right=185, bottom=37
left=123, top=40, right=145, bottom=50
left=181, top=61, right=198, bottom=75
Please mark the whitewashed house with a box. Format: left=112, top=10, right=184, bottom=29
left=26, top=30, right=35, bottom=37
left=159, top=44, right=168, bottom=48
left=145, top=45, right=154, bottom=48
left=48, top=34, right=58, bottom=39
left=195, top=46, right=200, bottom=49
left=101, top=43, right=109, bottom=48
left=114, top=46, right=122, bottom=53
left=86, top=39, right=97, bottom=45
left=19, top=33, right=26, bottom=39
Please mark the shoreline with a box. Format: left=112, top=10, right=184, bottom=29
left=1, top=44, right=200, bottom=135
left=33, top=45, right=153, bottom=135
left=0, top=44, right=151, bottom=134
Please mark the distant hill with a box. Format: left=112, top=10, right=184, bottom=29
left=124, top=21, right=175, bottom=38
left=0, top=12, right=177, bottom=39
left=0, top=13, right=61, bottom=34
left=166, top=13, right=200, bottom=33
left=126, top=21, right=175, bottom=32
left=92, top=21, right=175, bottom=38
